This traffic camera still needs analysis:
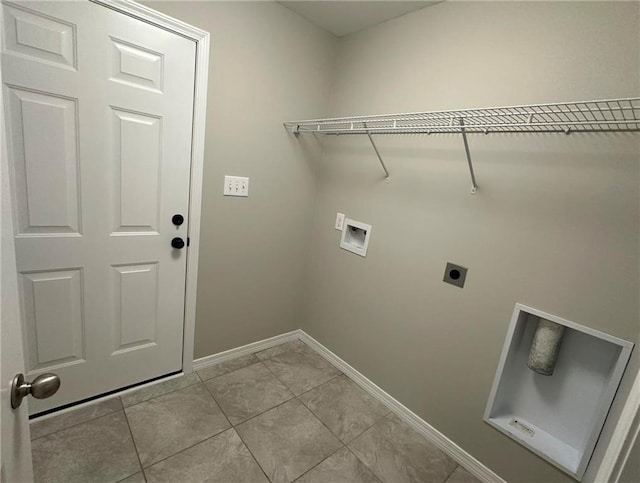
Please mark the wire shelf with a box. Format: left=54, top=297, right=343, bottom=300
left=284, top=97, right=640, bottom=194
left=284, top=98, right=640, bottom=135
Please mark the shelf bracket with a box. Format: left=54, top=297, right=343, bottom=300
left=459, top=118, right=478, bottom=194
left=363, top=123, right=390, bottom=182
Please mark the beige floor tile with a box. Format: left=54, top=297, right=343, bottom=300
left=295, top=447, right=380, bottom=483
left=262, top=350, right=341, bottom=395
left=348, top=415, right=457, bottom=483
left=256, top=340, right=313, bottom=360
left=236, top=399, right=342, bottom=483
left=30, top=397, right=122, bottom=440
left=125, top=383, right=230, bottom=467
left=118, top=472, right=146, bottom=483
left=445, top=466, right=482, bottom=483
left=300, top=375, right=389, bottom=443
left=197, top=354, right=260, bottom=381
left=120, top=373, right=200, bottom=408
left=204, top=362, right=293, bottom=424
left=144, top=428, right=267, bottom=483
left=32, top=411, right=140, bottom=483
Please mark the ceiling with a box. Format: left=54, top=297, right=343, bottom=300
left=277, top=1, right=441, bottom=37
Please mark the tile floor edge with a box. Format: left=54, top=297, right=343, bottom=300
left=192, top=328, right=505, bottom=483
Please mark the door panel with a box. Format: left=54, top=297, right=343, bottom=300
left=112, top=108, right=162, bottom=233
left=6, top=87, right=80, bottom=235
left=21, top=269, right=85, bottom=371
left=110, top=37, right=163, bottom=93
left=2, top=0, right=196, bottom=414
left=112, top=262, right=159, bottom=354
left=2, top=3, right=76, bottom=69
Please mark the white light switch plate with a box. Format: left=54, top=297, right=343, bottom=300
left=335, top=212, right=345, bottom=230
left=224, top=176, right=249, bottom=197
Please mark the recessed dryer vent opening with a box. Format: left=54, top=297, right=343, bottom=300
left=340, top=218, right=372, bottom=257
left=484, top=304, right=634, bottom=480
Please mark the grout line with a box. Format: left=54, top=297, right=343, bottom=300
left=290, top=444, right=346, bottom=482
left=223, top=363, right=289, bottom=483
left=345, top=445, right=383, bottom=483
left=115, top=469, right=147, bottom=483
left=254, top=339, right=306, bottom=361
left=259, top=345, right=352, bottom=443
left=121, top=374, right=201, bottom=409
left=345, top=417, right=382, bottom=451
left=139, top=428, right=233, bottom=472
left=298, top=385, right=389, bottom=446
left=121, top=408, right=145, bottom=476
left=443, top=464, right=461, bottom=483
left=233, top=425, right=274, bottom=482
left=35, top=369, right=201, bottom=441
left=344, top=409, right=459, bottom=483
left=127, top=384, right=232, bottom=470
left=260, top=352, right=307, bottom=394
left=230, top=394, right=345, bottom=483
left=232, top=395, right=296, bottom=428
left=30, top=400, right=123, bottom=442
left=293, top=372, right=342, bottom=399
left=296, top=391, right=345, bottom=442
left=260, top=344, right=343, bottom=400
left=220, top=345, right=347, bottom=482
left=195, top=354, right=261, bottom=382
left=199, top=380, right=234, bottom=429
left=346, top=429, right=387, bottom=483
left=200, top=359, right=268, bottom=386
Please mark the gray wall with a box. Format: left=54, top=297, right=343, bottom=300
left=141, top=2, right=638, bottom=480
left=300, top=2, right=640, bottom=483
left=143, top=2, right=337, bottom=358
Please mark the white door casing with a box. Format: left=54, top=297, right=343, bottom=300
left=2, top=0, right=207, bottom=414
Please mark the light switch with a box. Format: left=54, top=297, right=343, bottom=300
left=335, top=213, right=345, bottom=230
left=224, top=176, right=249, bottom=197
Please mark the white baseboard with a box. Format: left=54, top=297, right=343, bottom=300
left=192, top=330, right=299, bottom=371
left=297, top=330, right=506, bottom=483
left=190, top=328, right=504, bottom=482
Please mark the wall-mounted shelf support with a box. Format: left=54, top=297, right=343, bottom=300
left=459, top=118, right=478, bottom=194
left=284, top=98, right=640, bottom=193
left=364, top=123, right=390, bottom=182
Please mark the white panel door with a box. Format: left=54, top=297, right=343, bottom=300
left=2, top=0, right=196, bottom=414
left=1, top=53, right=33, bottom=482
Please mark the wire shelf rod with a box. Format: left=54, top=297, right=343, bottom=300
left=284, top=98, right=639, bottom=128
left=286, top=110, right=639, bottom=129
left=290, top=120, right=639, bottom=134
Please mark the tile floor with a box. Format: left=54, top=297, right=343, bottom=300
left=30, top=340, right=481, bottom=483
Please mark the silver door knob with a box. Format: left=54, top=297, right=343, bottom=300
left=11, top=373, right=61, bottom=409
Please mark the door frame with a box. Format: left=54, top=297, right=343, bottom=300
left=89, top=0, right=209, bottom=373
left=594, top=366, right=640, bottom=482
